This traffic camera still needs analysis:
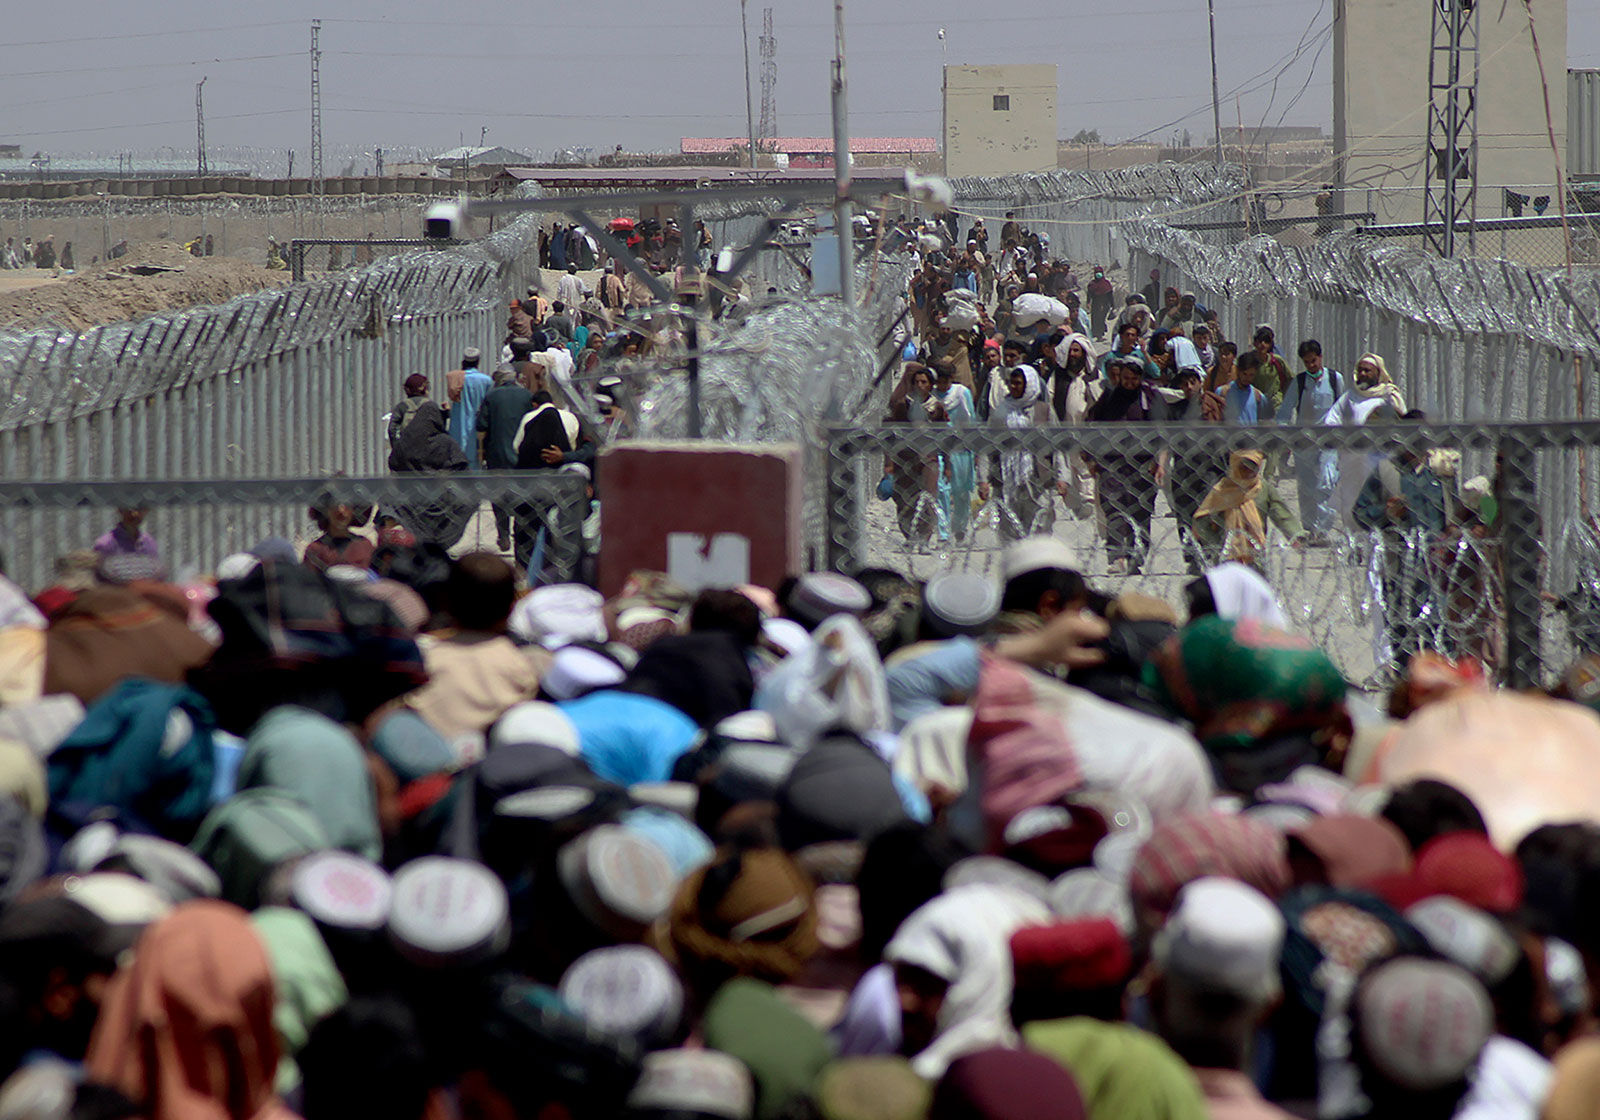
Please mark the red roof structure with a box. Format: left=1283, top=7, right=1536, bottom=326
left=681, top=137, right=937, bottom=155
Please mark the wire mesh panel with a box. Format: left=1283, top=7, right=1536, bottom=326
left=824, top=421, right=1600, bottom=692
left=0, top=473, right=590, bottom=593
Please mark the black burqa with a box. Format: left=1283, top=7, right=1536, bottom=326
left=386, top=401, right=477, bottom=548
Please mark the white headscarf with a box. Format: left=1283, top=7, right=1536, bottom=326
left=1204, top=562, right=1290, bottom=630
left=883, top=883, right=1051, bottom=1078
left=993, top=365, right=1043, bottom=497
left=992, top=364, right=1042, bottom=428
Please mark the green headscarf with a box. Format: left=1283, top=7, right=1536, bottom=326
left=1143, top=614, right=1348, bottom=752
left=250, top=907, right=348, bottom=1093
left=1023, top=1018, right=1208, bottom=1120
left=703, top=978, right=833, bottom=1120
left=238, top=705, right=380, bottom=859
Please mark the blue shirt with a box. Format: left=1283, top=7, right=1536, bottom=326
left=448, top=371, right=493, bottom=464
left=558, top=690, right=699, bottom=786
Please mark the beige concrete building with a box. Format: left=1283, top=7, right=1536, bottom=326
left=1334, top=0, right=1566, bottom=223
left=943, top=64, right=1058, bottom=178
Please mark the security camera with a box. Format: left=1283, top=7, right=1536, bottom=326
left=904, top=170, right=955, bottom=214
left=424, top=200, right=466, bottom=240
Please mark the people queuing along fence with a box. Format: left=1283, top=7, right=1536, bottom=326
left=822, top=421, right=1593, bottom=691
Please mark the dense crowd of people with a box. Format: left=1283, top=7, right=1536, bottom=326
left=879, top=210, right=1504, bottom=672
left=4, top=506, right=1600, bottom=1119
left=0, top=197, right=1592, bottom=1120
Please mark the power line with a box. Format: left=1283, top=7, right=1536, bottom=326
left=0, top=52, right=300, bottom=81
left=4, top=20, right=303, bottom=49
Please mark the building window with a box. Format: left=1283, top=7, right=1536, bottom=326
left=993, top=94, right=1010, bottom=111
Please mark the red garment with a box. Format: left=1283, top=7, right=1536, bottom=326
left=1371, top=830, right=1524, bottom=913
left=1010, top=919, right=1133, bottom=994
left=302, top=534, right=375, bottom=573
left=969, top=653, right=1084, bottom=853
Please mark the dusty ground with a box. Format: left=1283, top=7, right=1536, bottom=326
left=0, top=269, right=65, bottom=296
left=0, top=241, right=288, bottom=333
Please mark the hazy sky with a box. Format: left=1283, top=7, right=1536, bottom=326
left=5, top=0, right=1598, bottom=161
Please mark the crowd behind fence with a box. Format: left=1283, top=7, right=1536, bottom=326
left=823, top=421, right=1599, bottom=692
left=6, top=161, right=1600, bottom=666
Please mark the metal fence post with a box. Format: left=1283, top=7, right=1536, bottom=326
left=824, top=427, right=859, bottom=573
left=1500, top=436, right=1542, bottom=688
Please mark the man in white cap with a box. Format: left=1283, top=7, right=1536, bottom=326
left=1150, top=877, right=1293, bottom=1120
left=996, top=536, right=1089, bottom=630
left=445, top=348, right=493, bottom=466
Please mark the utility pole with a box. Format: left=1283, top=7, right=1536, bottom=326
left=740, top=0, right=757, bottom=168
left=195, top=77, right=208, bottom=176
left=830, top=0, right=854, bottom=310
left=1424, top=0, right=1480, bottom=257
left=938, top=28, right=947, bottom=173
left=1206, top=0, right=1223, bottom=165
left=758, top=8, right=777, bottom=147
left=310, top=20, right=324, bottom=196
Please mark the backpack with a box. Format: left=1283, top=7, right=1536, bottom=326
left=1293, top=368, right=1343, bottom=414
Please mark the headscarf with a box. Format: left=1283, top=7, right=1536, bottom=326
left=668, top=845, right=819, bottom=988
left=1289, top=815, right=1412, bottom=888
left=1113, top=302, right=1152, bottom=336
left=882, top=883, right=1051, bottom=1078
left=1144, top=614, right=1348, bottom=756
left=992, top=365, right=1042, bottom=512
left=777, top=734, right=910, bottom=851
left=387, top=401, right=465, bottom=472
left=1128, top=811, right=1291, bottom=932
left=1023, top=1018, right=1207, bottom=1120
left=1202, top=562, right=1288, bottom=629
left=1352, top=352, right=1406, bottom=411
left=930, top=1048, right=1088, bottom=1120
left=236, top=705, right=381, bottom=860
left=43, top=586, right=215, bottom=707
left=1194, top=452, right=1267, bottom=563
left=1053, top=333, right=1098, bottom=422
left=86, top=900, right=296, bottom=1120
left=249, top=907, right=347, bottom=1093
left=992, top=364, right=1041, bottom=428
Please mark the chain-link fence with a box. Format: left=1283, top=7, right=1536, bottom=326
left=0, top=472, right=590, bottom=588
left=823, top=420, right=1600, bottom=692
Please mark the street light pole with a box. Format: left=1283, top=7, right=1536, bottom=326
left=1207, top=0, right=1224, bottom=165
left=830, top=0, right=854, bottom=311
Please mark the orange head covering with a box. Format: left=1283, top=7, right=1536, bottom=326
left=86, top=900, right=292, bottom=1120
